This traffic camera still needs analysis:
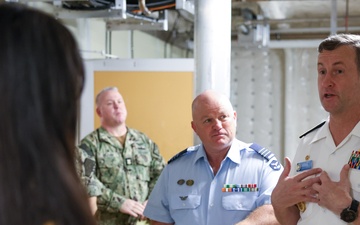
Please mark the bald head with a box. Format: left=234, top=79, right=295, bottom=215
left=192, top=90, right=234, bottom=120
left=191, top=90, right=237, bottom=152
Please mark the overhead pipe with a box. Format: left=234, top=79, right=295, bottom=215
left=138, top=0, right=151, bottom=15
left=236, top=16, right=360, bottom=27
left=270, top=26, right=360, bottom=34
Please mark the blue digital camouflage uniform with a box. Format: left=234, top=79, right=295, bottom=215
left=77, top=127, right=165, bottom=225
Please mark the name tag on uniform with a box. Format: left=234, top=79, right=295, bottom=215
left=296, top=160, right=313, bottom=172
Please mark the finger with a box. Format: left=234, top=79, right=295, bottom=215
left=139, top=214, right=147, bottom=220
left=312, top=182, right=320, bottom=192
left=301, top=175, right=321, bottom=188
left=319, top=171, right=331, bottom=184
left=297, top=168, right=322, bottom=182
left=299, top=183, right=317, bottom=195
left=142, top=200, right=148, bottom=207
left=278, top=157, right=292, bottom=180
left=133, top=204, right=145, bottom=215
left=302, top=195, right=320, bottom=203
left=128, top=210, right=138, bottom=218
left=339, top=164, right=350, bottom=183
left=131, top=205, right=144, bottom=218
left=299, top=186, right=320, bottom=201
left=307, top=188, right=319, bottom=197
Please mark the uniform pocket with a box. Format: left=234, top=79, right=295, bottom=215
left=97, top=152, right=122, bottom=184
left=134, top=150, right=151, bottom=182
left=222, top=193, right=257, bottom=211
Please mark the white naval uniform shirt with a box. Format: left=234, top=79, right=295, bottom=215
left=291, top=119, right=360, bottom=225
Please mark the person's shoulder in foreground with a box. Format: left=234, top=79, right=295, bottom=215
left=0, top=2, right=96, bottom=225
left=144, top=89, right=283, bottom=225
left=271, top=33, right=360, bottom=225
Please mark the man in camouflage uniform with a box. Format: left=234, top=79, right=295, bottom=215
left=77, top=87, right=165, bottom=225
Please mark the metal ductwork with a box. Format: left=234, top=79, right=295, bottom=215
left=62, top=0, right=175, bottom=13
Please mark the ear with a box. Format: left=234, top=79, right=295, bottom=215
left=233, top=111, right=237, bottom=126
left=96, top=107, right=101, bottom=117
left=191, top=121, right=197, bottom=134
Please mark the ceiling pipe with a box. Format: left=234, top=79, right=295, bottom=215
left=270, top=26, right=360, bottom=34
left=234, top=16, right=360, bottom=26
left=268, top=39, right=323, bottom=49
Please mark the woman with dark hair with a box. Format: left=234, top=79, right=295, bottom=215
left=0, top=3, right=96, bottom=225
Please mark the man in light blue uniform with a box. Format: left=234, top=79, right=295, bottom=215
left=144, top=90, right=283, bottom=225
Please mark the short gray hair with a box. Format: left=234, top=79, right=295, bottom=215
left=95, top=86, right=118, bottom=106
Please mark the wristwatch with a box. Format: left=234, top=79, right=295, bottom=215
left=340, top=199, right=359, bottom=223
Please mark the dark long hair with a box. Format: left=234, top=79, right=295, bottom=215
left=0, top=3, right=96, bottom=225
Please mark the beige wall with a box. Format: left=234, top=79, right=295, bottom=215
left=94, top=70, right=194, bottom=162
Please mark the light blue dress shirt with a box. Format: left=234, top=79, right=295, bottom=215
left=144, top=139, right=283, bottom=225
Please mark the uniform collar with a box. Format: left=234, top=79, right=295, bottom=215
left=97, top=126, right=132, bottom=148
left=310, top=119, right=360, bottom=145
left=226, top=139, right=248, bottom=164
left=350, top=121, right=360, bottom=138
left=193, top=145, right=207, bottom=164
left=193, top=139, right=246, bottom=165
left=309, top=119, right=329, bottom=144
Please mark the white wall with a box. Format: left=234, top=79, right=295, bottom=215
left=231, top=45, right=328, bottom=163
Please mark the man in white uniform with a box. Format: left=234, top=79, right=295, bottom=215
left=271, top=34, right=360, bottom=225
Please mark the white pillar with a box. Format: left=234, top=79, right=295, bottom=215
left=330, top=0, right=337, bottom=35
left=194, top=0, right=232, bottom=98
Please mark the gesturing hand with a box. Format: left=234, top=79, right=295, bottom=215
left=312, top=164, right=352, bottom=215
left=272, top=157, right=322, bottom=210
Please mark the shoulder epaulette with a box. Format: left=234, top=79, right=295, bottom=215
left=168, top=146, right=196, bottom=164
left=249, top=143, right=281, bottom=171
left=249, top=143, right=275, bottom=161
left=299, top=121, right=326, bottom=139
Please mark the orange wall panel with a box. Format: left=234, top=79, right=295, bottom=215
left=94, top=71, right=194, bottom=162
